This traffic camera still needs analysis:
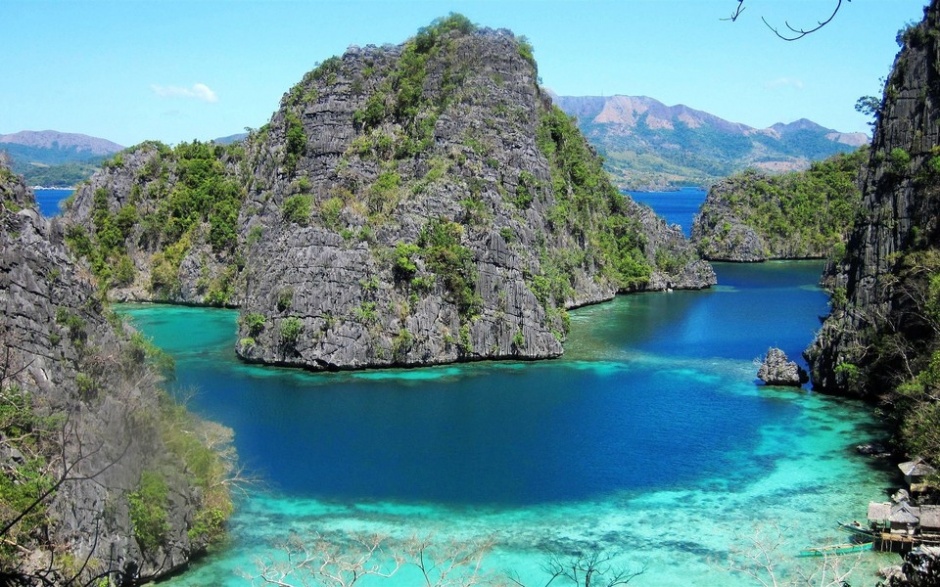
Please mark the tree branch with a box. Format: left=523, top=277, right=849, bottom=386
left=725, top=0, right=848, bottom=41
left=762, top=0, right=847, bottom=41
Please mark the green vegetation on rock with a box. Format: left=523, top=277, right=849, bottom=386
left=417, top=219, right=482, bottom=317
left=156, top=391, right=235, bottom=545
left=282, top=194, right=313, bottom=224
left=128, top=470, right=170, bottom=551
left=65, top=140, right=246, bottom=303
left=536, top=104, right=651, bottom=291
left=692, top=147, right=867, bottom=261
left=0, top=386, right=55, bottom=566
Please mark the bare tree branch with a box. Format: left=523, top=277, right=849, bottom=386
left=721, top=0, right=746, bottom=23
left=763, top=0, right=847, bottom=41
left=726, top=524, right=863, bottom=587
left=725, top=1, right=849, bottom=41
left=538, top=548, right=645, bottom=587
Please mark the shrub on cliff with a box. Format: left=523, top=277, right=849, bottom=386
left=536, top=104, right=651, bottom=290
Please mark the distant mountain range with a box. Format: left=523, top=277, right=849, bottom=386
left=212, top=133, right=249, bottom=145
left=0, top=130, right=123, bottom=165
left=552, top=94, right=868, bottom=190
left=0, top=97, right=869, bottom=190
left=0, top=130, right=124, bottom=187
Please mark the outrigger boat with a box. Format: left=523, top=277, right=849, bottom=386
left=798, top=541, right=874, bottom=558
left=838, top=520, right=878, bottom=539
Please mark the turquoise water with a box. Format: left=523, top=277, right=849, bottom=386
left=124, top=261, right=898, bottom=586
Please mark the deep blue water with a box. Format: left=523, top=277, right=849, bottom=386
left=126, top=264, right=823, bottom=507
left=34, top=188, right=73, bottom=216
left=124, top=261, right=897, bottom=586
left=160, top=347, right=773, bottom=506
left=628, top=188, right=707, bottom=235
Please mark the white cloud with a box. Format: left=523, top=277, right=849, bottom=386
left=765, top=77, right=805, bottom=90
left=151, top=83, right=218, bottom=103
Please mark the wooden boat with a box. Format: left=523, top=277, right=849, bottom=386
left=838, top=521, right=878, bottom=538
left=799, top=541, right=874, bottom=558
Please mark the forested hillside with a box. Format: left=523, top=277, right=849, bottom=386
left=691, top=148, right=866, bottom=261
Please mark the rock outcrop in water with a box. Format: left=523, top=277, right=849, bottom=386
left=757, top=348, right=808, bottom=387
left=233, top=19, right=715, bottom=369
left=63, top=16, right=715, bottom=372
left=0, top=162, right=233, bottom=584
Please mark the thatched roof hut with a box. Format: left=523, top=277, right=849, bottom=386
left=870, top=501, right=922, bottom=532
left=869, top=501, right=892, bottom=527
left=920, top=505, right=940, bottom=533
left=899, top=457, right=937, bottom=487
left=892, top=502, right=921, bottom=525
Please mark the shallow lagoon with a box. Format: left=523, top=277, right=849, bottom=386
left=126, top=261, right=899, bottom=586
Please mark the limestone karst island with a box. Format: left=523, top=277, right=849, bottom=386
left=4, top=4, right=940, bottom=586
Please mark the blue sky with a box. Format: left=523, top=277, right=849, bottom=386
left=2, top=0, right=928, bottom=147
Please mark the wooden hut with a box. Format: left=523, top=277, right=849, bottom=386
left=868, top=501, right=922, bottom=532
left=920, top=505, right=940, bottom=536
left=890, top=502, right=921, bottom=535
left=899, top=457, right=937, bottom=490
left=869, top=501, right=892, bottom=532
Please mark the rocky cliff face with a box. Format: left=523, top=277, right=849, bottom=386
left=63, top=17, right=714, bottom=372
left=0, top=163, right=232, bottom=584
left=805, top=1, right=940, bottom=396
left=232, top=19, right=715, bottom=370
left=63, top=140, right=246, bottom=306
left=691, top=173, right=774, bottom=262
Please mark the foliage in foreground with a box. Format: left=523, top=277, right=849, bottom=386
left=0, top=385, right=56, bottom=567
left=0, top=320, right=235, bottom=581
left=865, top=247, right=940, bottom=467
left=247, top=532, right=645, bottom=587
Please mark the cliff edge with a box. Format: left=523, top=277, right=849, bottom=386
left=804, top=1, right=940, bottom=464
left=0, top=162, right=233, bottom=584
